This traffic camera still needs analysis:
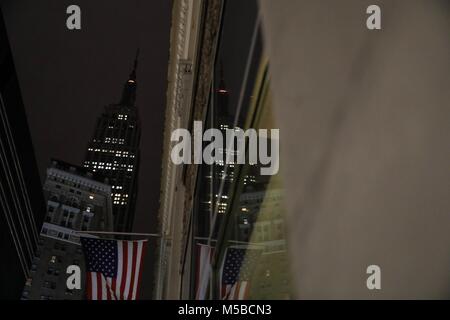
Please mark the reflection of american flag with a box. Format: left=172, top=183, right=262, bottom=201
left=80, top=238, right=147, bottom=300
left=220, top=247, right=261, bottom=300
left=195, top=244, right=215, bottom=300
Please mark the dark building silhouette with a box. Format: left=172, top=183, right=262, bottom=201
left=83, top=52, right=141, bottom=232
left=0, top=10, right=46, bottom=299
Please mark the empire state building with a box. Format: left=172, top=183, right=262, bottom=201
left=83, top=52, right=141, bottom=232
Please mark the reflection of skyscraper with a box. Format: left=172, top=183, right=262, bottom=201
left=198, top=66, right=267, bottom=238
left=197, top=67, right=234, bottom=238
left=83, top=53, right=141, bottom=232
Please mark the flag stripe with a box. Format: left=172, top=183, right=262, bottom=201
left=128, top=242, right=138, bottom=300
left=238, top=282, right=247, bottom=300
left=131, top=241, right=143, bottom=300
left=116, top=240, right=123, bottom=299
left=86, top=271, right=92, bottom=300
left=120, top=241, right=129, bottom=299
left=195, top=244, right=215, bottom=300
left=107, top=277, right=115, bottom=300
left=100, top=273, right=107, bottom=300
left=111, top=277, right=117, bottom=299
left=124, top=241, right=133, bottom=299
left=230, top=283, right=237, bottom=300
left=91, top=273, right=98, bottom=300
left=135, top=241, right=147, bottom=299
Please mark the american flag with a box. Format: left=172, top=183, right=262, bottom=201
left=195, top=243, right=215, bottom=300
left=220, top=247, right=261, bottom=300
left=80, top=238, right=147, bottom=300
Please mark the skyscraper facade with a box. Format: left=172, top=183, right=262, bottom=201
left=23, top=160, right=113, bottom=300
left=84, top=53, right=141, bottom=232
left=0, top=10, right=46, bottom=299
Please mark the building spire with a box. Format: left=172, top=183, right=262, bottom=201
left=120, top=49, right=139, bottom=106
left=129, top=48, right=139, bottom=81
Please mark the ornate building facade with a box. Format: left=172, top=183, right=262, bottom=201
left=22, top=160, right=113, bottom=300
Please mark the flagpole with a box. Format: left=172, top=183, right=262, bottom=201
left=75, top=231, right=162, bottom=237
left=194, top=237, right=217, bottom=242
left=194, top=236, right=267, bottom=246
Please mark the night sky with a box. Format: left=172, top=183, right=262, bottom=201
left=1, top=0, right=171, bottom=298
